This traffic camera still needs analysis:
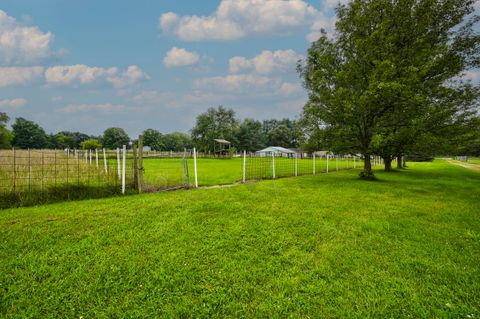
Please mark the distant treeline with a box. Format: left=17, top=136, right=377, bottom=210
left=0, top=107, right=301, bottom=152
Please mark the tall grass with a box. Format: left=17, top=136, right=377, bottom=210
left=0, top=149, right=133, bottom=208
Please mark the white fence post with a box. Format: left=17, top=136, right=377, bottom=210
left=95, top=149, right=99, bottom=168
left=336, top=155, right=339, bottom=171
left=295, top=153, right=298, bottom=177
left=346, top=156, right=349, bottom=169
left=326, top=154, right=329, bottom=173
left=89, top=149, right=92, bottom=165
left=103, top=148, right=108, bottom=174
left=243, top=150, right=246, bottom=183
left=313, top=152, right=316, bottom=176
left=272, top=152, right=276, bottom=179
left=121, top=145, right=126, bottom=194
left=354, top=156, right=356, bottom=169
left=116, top=148, right=121, bottom=179
left=193, top=147, right=198, bottom=188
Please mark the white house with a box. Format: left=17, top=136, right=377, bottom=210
left=255, top=146, right=297, bottom=158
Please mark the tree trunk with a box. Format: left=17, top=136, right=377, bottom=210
left=384, top=157, right=392, bottom=171
left=360, top=154, right=374, bottom=179
left=397, top=156, right=403, bottom=169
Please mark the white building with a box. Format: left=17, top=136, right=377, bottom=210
left=255, top=146, right=297, bottom=158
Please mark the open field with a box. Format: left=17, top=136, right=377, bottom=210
left=142, top=156, right=359, bottom=188
left=467, top=157, right=480, bottom=165
left=0, top=149, right=133, bottom=208
left=1, top=160, right=479, bottom=317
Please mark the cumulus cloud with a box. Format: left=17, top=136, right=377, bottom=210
left=193, top=74, right=302, bottom=96
left=159, top=0, right=328, bottom=41
left=107, top=65, right=149, bottom=89
left=0, top=10, right=56, bottom=65
left=59, top=103, right=127, bottom=113
left=163, top=47, right=200, bottom=67
left=229, top=49, right=303, bottom=74
left=45, top=64, right=147, bottom=88
left=45, top=64, right=117, bottom=86
left=0, top=98, right=27, bottom=109
left=0, top=66, right=44, bottom=86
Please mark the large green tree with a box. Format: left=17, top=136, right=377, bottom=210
left=143, top=129, right=165, bottom=151
left=163, top=132, right=191, bottom=151
left=299, top=0, right=479, bottom=178
left=236, top=118, right=265, bottom=152
left=191, top=106, right=238, bottom=152
left=0, top=112, right=12, bottom=149
left=102, top=127, right=130, bottom=149
left=11, top=118, right=48, bottom=149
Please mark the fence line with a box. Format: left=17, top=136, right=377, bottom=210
left=1, top=146, right=383, bottom=208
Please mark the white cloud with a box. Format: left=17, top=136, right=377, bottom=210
left=45, top=64, right=117, bottom=86
left=0, top=10, right=56, bottom=65
left=45, top=64, right=147, bottom=88
left=193, top=74, right=302, bottom=97
left=59, top=103, right=127, bottom=114
left=163, top=47, right=200, bottom=67
left=229, top=49, right=303, bottom=74
left=0, top=66, right=43, bottom=86
left=107, top=65, right=149, bottom=89
left=159, top=0, right=324, bottom=41
left=0, top=98, right=27, bottom=109
left=464, top=70, right=480, bottom=82
left=132, top=89, right=224, bottom=110
left=52, top=96, right=63, bottom=102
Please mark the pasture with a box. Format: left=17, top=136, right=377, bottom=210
left=1, top=160, right=479, bottom=318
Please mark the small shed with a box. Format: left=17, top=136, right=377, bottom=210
left=255, top=146, right=297, bottom=158
left=213, top=139, right=231, bottom=157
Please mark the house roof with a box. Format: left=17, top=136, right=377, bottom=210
left=256, top=146, right=296, bottom=154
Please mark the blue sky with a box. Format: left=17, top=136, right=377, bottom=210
left=0, top=0, right=478, bottom=137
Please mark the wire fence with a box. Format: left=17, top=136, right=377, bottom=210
left=244, top=153, right=364, bottom=181
left=0, top=148, right=136, bottom=208
left=1, top=147, right=381, bottom=209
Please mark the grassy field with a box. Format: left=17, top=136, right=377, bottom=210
left=467, top=157, right=480, bottom=165
left=142, top=156, right=359, bottom=188
left=0, top=149, right=129, bottom=208
left=1, top=160, right=479, bottom=318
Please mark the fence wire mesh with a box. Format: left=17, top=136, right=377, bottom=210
left=0, top=149, right=135, bottom=208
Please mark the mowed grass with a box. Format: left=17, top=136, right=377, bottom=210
left=142, top=156, right=358, bottom=188
left=467, top=157, right=480, bottom=165
left=1, top=160, right=479, bottom=318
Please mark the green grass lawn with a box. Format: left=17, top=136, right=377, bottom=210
left=142, top=156, right=361, bottom=188
left=467, top=157, right=480, bottom=165
left=1, top=160, right=479, bottom=318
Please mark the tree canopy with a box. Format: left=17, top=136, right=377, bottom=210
left=11, top=118, right=48, bottom=149
left=0, top=112, right=12, bottom=149
left=102, top=127, right=130, bottom=149
left=191, top=106, right=238, bottom=152
left=298, top=0, right=479, bottom=177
